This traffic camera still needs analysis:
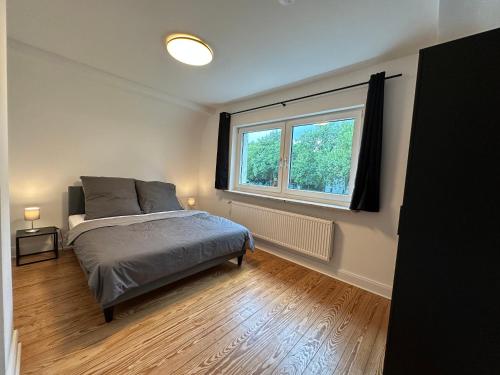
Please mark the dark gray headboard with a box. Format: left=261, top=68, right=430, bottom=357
left=68, top=186, right=85, bottom=215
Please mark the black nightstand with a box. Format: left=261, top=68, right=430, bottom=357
left=16, top=226, right=59, bottom=266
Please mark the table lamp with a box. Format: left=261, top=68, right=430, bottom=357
left=187, top=197, right=196, bottom=209
left=24, top=207, right=40, bottom=233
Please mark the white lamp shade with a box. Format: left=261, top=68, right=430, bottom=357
left=187, top=197, right=196, bottom=207
left=24, top=207, right=40, bottom=221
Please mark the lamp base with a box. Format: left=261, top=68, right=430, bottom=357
left=25, top=228, right=40, bottom=233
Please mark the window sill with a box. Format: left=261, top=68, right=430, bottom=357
left=224, top=189, right=352, bottom=211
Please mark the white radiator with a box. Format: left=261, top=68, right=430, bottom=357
left=230, top=201, right=334, bottom=262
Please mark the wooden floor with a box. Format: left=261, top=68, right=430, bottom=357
left=13, top=249, right=390, bottom=374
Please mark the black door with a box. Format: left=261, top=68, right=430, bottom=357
left=384, top=28, right=500, bottom=375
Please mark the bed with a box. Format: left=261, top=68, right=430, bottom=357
left=67, top=183, right=253, bottom=323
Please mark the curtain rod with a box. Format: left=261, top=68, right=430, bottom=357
left=230, top=73, right=402, bottom=116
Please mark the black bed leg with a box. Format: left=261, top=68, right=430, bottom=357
left=104, top=307, right=114, bottom=323
left=237, top=255, right=244, bottom=267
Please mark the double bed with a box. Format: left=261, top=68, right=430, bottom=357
left=67, top=180, right=253, bottom=322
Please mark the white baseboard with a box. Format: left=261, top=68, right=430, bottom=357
left=335, top=268, right=393, bottom=299
left=254, top=239, right=393, bottom=299
left=6, top=330, right=21, bottom=375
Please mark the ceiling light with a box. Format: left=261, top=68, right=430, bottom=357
left=165, top=33, right=213, bottom=66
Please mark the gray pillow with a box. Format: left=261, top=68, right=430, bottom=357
left=81, top=176, right=142, bottom=220
left=135, top=180, right=183, bottom=213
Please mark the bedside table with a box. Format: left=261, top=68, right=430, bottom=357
left=16, top=226, right=59, bottom=266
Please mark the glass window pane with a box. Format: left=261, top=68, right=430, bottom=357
left=288, top=118, right=355, bottom=195
left=240, top=128, right=281, bottom=187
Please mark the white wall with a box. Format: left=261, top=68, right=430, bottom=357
left=8, top=41, right=210, bottom=250
left=197, top=54, right=418, bottom=297
left=0, top=0, right=14, bottom=373
left=439, top=0, right=500, bottom=41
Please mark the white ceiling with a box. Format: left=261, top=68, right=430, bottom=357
left=7, top=0, right=439, bottom=108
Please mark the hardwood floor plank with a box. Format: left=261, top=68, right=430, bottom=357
left=238, top=278, right=347, bottom=375
left=21, top=257, right=298, bottom=373
left=303, top=293, right=376, bottom=375
left=66, top=265, right=308, bottom=374
left=235, top=279, right=344, bottom=374
left=111, top=268, right=309, bottom=374
left=271, top=285, right=361, bottom=375
left=332, top=298, right=388, bottom=375
left=362, top=302, right=390, bottom=375
left=171, top=272, right=331, bottom=374
left=20, top=262, right=297, bottom=370
left=20, top=264, right=244, bottom=360
left=13, top=249, right=390, bottom=375
left=14, top=275, right=88, bottom=309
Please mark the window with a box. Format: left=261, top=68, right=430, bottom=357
left=239, top=127, right=282, bottom=188
left=233, top=109, right=363, bottom=206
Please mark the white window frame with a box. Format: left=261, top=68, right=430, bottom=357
left=231, top=107, right=364, bottom=207
left=234, top=121, right=286, bottom=194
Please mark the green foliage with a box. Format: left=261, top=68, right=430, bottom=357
left=242, top=120, right=354, bottom=194
left=289, top=120, right=354, bottom=194
left=245, top=130, right=281, bottom=186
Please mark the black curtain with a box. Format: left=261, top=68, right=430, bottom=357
left=215, top=112, right=231, bottom=190
left=350, top=71, right=385, bottom=212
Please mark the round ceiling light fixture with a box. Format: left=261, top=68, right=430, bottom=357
left=165, top=33, right=213, bottom=66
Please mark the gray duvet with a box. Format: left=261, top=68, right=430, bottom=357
left=68, top=210, right=254, bottom=307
